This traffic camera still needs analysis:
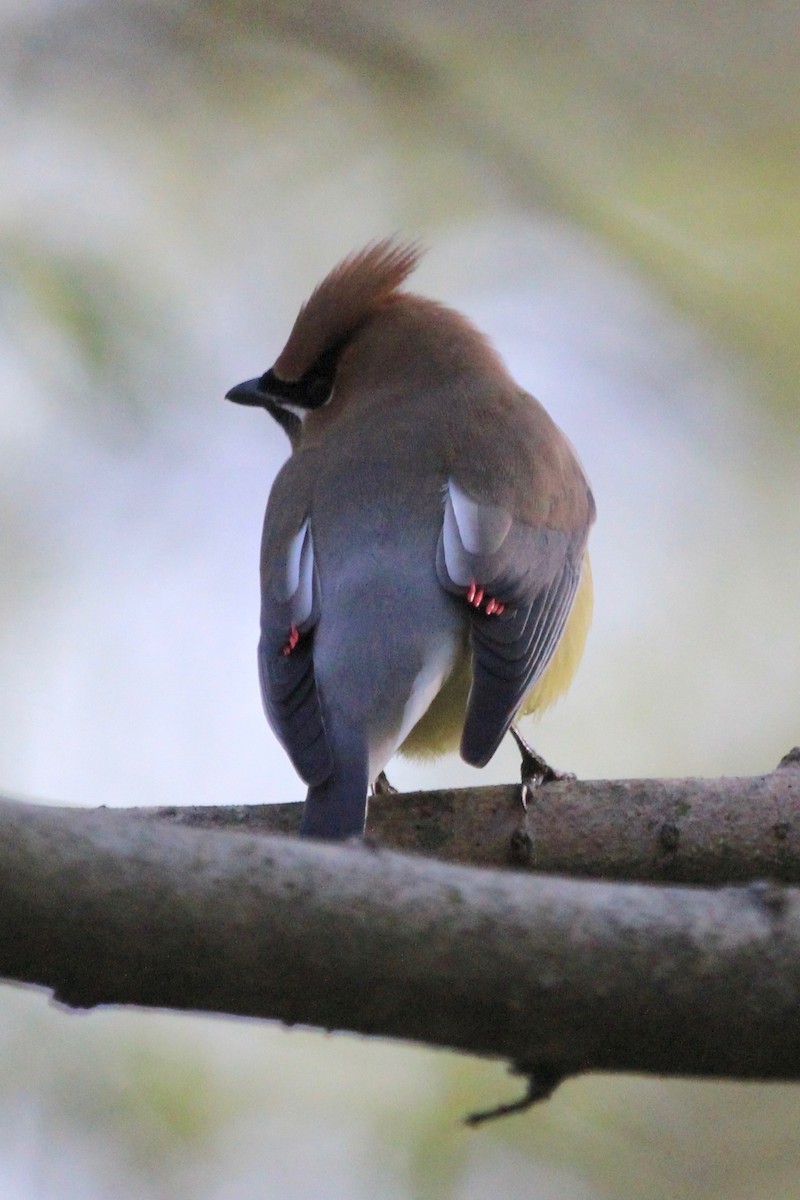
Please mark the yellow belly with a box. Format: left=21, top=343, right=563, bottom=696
left=399, top=552, right=593, bottom=759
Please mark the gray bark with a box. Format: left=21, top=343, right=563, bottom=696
left=138, top=747, right=800, bottom=882
left=1, top=751, right=800, bottom=1093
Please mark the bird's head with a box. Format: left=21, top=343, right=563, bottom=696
left=225, top=239, right=423, bottom=447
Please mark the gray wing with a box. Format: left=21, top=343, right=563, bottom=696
left=258, top=515, right=333, bottom=786
left=436, top=478, right=585, bottom=767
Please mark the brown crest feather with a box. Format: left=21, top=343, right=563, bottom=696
left=273, top=238, right=424, bottom=381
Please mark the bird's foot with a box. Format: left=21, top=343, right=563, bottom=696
left=510, top=726, right=574, bottom=810
left=371, top=771, right=397, bottom=796
left=466, top=579, right=505, bottom=616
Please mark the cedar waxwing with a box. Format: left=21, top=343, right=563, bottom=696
left=226, top=240, right=595, bottom=840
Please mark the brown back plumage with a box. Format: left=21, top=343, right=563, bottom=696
left=273, top=238, right=423, bottom=381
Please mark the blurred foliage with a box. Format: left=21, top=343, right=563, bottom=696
left=4, top=0, right=796, bottom=418
left=2, top=238, right=182, bottom=440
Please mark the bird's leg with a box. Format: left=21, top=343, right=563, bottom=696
left=510, top=725, right=575, bottom=809
left=507, top=728, right=574, bottom=867
left=371, top=771, right=397, bottom=796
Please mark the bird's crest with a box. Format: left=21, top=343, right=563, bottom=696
left=273, top=238, right=423, bottom=381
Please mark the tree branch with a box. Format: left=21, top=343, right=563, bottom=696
left=133, top=747, right=800, bottom=883
left=2, top=759, right=800, bottom=1092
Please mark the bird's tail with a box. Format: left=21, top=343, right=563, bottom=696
left=300, top=758, right=370, bottom=840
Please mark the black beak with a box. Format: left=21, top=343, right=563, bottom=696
left=225, top=374, right=302, bottom=445
left=225, top=377, right=267, bottom=406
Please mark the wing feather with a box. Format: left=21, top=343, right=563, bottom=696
left=258, top=514, right=333, bottom=785
left=437, top=477, right=587, bottom=767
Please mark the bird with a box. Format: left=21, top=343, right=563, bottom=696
left=225, top=239, right=595, bottom=840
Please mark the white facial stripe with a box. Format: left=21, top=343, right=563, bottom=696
left=275, top=387, right=335, bottom=422
left=276, top=401, right=309, bottom=421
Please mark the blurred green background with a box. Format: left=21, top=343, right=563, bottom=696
left=1, top=1, right=799, bottom=1196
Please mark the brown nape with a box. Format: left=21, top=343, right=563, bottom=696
left=273, top=238, right=423, bottom=382
left=335, top=293, right=508, bottom=392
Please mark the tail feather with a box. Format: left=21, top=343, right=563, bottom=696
left=300, top=761, right=369, bottom=840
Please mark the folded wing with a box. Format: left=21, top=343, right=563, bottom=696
left=437, top=477, right=588, bottom=767
left=259, top=507, right=333, bottom=786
